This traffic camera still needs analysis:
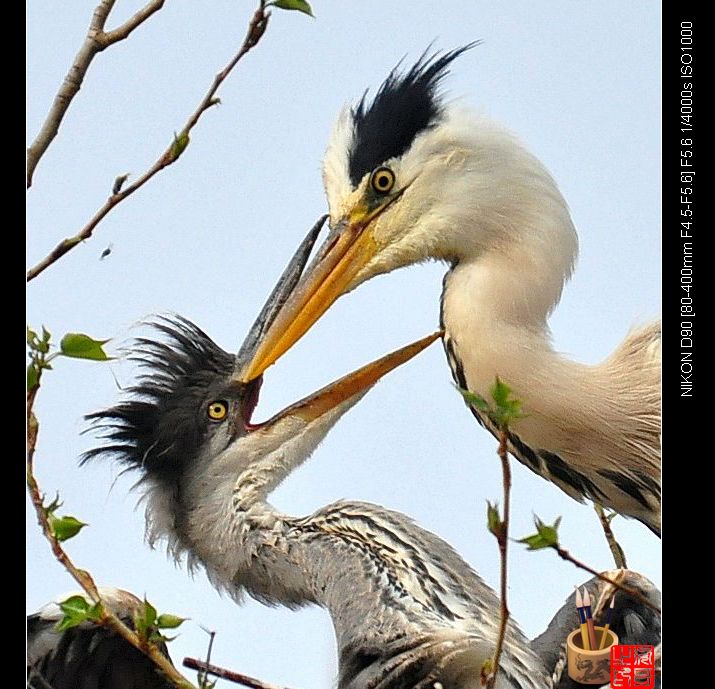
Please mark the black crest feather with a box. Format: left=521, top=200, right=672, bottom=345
left=348, top=43, right=479, bottom=187
left=82, top=316, right=234, bottom=481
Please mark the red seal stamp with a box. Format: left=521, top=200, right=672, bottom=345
left=610, top=644, right=655, bottom=688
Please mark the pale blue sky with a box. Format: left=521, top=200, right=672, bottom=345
left=27, top=2, right=660, bottom=687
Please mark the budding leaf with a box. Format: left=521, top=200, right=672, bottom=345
left=60, top=333, right=110, bottom=361
left=270, top=0, right=314, bottom=16
left=486, top=501, right=502, bottom=537
left=518, top=515, right=561, bottom=550
left=490, top=377, right=524, bottom=427
left=48, top=513, right=88, bottom=542
left=157, top=613, right=187, bottom=629
left=170, top=131, right=190, bottom=161
left=27, top=327, right=38, bottom=346
left=112, top=173, right=130, bottom=195
left=44, top=493, right=62, bottom=515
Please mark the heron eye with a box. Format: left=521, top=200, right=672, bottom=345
left=370, top=167, right=396, bottom=194
left=207, top=400, right=228, bottom=421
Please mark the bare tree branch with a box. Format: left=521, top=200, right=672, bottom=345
left=101, top=0, right=166, bottom=45
left=484, top=429, right=511, bottom=689
left=184, top=658, right=297, bottom=689
left=27, top=1, right=270, bottom=282
left=26, top=0, right=165, bottom=188
left=27, top=371, right=198, bottom=689
left=550, top=544, right=660, bottom=613
left=594, top=503, right=628, bottom=569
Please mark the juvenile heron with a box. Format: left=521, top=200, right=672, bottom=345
left=238, top=47, right=661, bottom=536
left=81, top=226, right=660, bottom=688
left=27, top=579, right=660, bottom=689
left=27, top=588, right=175, bottom=689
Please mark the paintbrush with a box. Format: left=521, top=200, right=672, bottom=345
left=598, top=595, right=616, bottom=650
left=575, top=586, right=590, bottom=650
left=582, top=587, right=598, bottom=651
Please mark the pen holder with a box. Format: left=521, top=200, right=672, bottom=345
left=566, top=627, right=619, bottom=684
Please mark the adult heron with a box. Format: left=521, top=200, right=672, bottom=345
left=237, top=47, right=661, bottom=536
left=80, top=225, right=660, bottom=688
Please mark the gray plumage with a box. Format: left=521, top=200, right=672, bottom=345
left=83, top=322, right=659, bottom=686
left=80, top=223, right=659, bottom=688
left=27, top=588, right=174, bottom=689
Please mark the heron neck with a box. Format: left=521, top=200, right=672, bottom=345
left=146, top=399, right=363, bottom=603
left=441, top=252, right=583, bottom=444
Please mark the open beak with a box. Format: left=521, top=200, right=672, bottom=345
left=251, top=330, right=441, bottom=433
left=237, top=190, right=405, bottom=383
left=233, top=209, right=438, bottom=433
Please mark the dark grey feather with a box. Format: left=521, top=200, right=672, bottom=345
left=82, top=316, right=235, bottom=483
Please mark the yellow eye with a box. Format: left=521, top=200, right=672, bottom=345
left=207, top=400, right=228, bottom=421
left=370, top=167, right=396, bottom=194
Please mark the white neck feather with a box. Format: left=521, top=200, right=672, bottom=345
left=433, top=113, right=659, bottom=499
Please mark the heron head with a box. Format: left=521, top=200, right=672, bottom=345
left=239, top=45, right=577, bottom=382
left=84, top=221, right=439, bottom=500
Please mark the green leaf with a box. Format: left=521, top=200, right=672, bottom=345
left=48, top=513, right=88, bottom=542
left=518, top=532, right=550, bottom=550
left=458, top=386, right=490, bottom=412
left=134, top=598, right=159, bottom=640
left=489, top=376, right=524, bottom=427
left=41, top=326, right=52, bottom=343
left=27, top=364, right=39, bottom=391
left=150, top=630, right=180, bottom=644
left=270, top=0, right=314, bottom=16
left=517, top=515, right=561, bottom=550
left=490, top=377, right=512, bottom=409
left=55, top=595, right=101, bottom=631
left=60, top=333, right=110, bottom=361
left=55, top=596, right=102, bottom=632
left=157, top=613, right=187, bottom=629
left=143, top=600, right=158, bottom=627
left=56, top=595, right=90, bottom=631
left=170, top=131, right=190, bottom=160
left=60, top=595, right=90, bottom=615
left=27, top=327, right=38, bottom=346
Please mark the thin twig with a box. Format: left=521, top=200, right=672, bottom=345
left=551, top=544, right=660, bottom=613
left=26, top=372, right=197, bottom=689
left=485, top=429, right=511, bottom=688
left=27, top=1, right=270, bottom=282
left=197, top=627, right=217, bottom=689
left=594, top=503, right=628, bottom=569
left=184, top=658, right=296, bottom=689
left=26, top=0, right=165, bottom=188
left=101, top=1, right=166, bottom=45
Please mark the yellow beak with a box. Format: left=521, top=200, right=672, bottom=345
left=260, top=330, right=442, bottom=428
left=239, top=191, right=404, bottom=383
